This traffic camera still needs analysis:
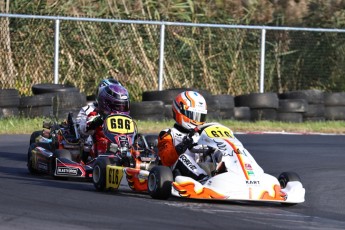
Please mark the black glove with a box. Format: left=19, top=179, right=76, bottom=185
left=175, top=135, right=194, bottom=155
left=86, top=115, right=104, bottom=131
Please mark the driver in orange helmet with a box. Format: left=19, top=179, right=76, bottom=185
left=157, top=91, right=209, bottom=183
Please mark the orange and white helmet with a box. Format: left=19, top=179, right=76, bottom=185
left=172, top=91, right=207, bottom=129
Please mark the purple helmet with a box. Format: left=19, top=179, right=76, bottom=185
left=97, top=84, right=130, bottom=116
left=96, top=78, right=122, bottom=97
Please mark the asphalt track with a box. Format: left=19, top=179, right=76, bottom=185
left=1, top=133, right=345, bottom=230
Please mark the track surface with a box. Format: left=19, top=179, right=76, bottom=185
left=1, top=134, right=345, bottom=230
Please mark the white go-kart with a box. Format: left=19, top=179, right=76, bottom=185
left=147, top=122, right=305, bottom=206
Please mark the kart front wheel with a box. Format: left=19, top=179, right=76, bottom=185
left=27, top=144, right=39, bottom=174
left=278, top=171, right=302, bottom=189
left=278, top=171, right=302, bottom=206
left=93, top=157, right=111, bottom=191
left=147, top=166, right=173, bottom=200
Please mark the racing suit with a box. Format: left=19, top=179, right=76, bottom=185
left=77, top=102, right=97, bottom=140
left=157, top=123, right=208, bottom=181
left=82, top=109, right=110, bottom=158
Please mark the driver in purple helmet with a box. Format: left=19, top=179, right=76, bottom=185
left=83, top=84, right=130, bottom=158
left=77, top=78, right=122, bottom=138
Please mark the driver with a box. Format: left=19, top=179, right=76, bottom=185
left=157, top=91, right=209, bottom=183
left=77, top=78, right=123, bottom=140
left=82, top=84, right=130, bottom=159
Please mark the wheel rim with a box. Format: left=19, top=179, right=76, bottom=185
left=93, top=165, right=101, bottom=184
left=148, top=173, right=157, bottom=192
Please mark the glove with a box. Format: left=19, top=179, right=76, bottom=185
left=86, top=115, right=103, bottom=131
left=175, top=135, right=194, bottom=155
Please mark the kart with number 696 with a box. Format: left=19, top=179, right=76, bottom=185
left=27, top=113, right=158, bottom=182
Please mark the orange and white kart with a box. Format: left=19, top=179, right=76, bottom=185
left=147, top=122, right=306, bottom=206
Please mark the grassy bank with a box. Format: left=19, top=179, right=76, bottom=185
left=1, top=117, right=345, bottom=135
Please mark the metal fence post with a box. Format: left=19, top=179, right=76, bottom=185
left=54, top=18, right=60, bottom=84
left=158, top=23, right=165, bottom=91
left=259, top=28, right=266, bottom=93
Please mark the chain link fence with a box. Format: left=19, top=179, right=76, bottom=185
left=1, top=14, right=345, bottom=101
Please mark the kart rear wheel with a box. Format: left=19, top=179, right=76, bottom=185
left=93, top=157, right=111, bottom=191
left=54, top=149, right=72, bottom=161
left=278, top=171, right=302, bottom=206
left=147, top=166, right=173, bottom=200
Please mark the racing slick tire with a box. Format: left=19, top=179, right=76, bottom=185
left=27, top=142, right=53, bottom=174
left=29, top=130, right=43, bottom=145
left=147, top=166, right=173, bottom=200
left=278, top=171, right=302, bottom=206
left=27, top=143, right=40, bottom=174
left=54, top=149, right=72, bottom=160
left=93, top=157, right=111, bottom=191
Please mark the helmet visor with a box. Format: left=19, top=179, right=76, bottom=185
left=104, top=98, right=130, bottom=113
left=182, top=109, right=207, bottom=123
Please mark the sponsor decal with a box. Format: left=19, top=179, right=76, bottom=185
left=56, top=167, right=78, bottom=175
left=245, top=163, right=252, bottom=170
left=179, top=155, right=197, bottom=170
left=247, top=170, right=255, bottom=176
left=246, top=180, right=260, bottom=185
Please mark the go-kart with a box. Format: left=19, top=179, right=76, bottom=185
left=27, top=113, right=157, bottom=182
left=147, top=122, right=306, bottom=206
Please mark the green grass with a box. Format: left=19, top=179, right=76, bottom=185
left=1, top=117, right=345, bottom=135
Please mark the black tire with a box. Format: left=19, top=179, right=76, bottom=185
left=29, top=130, right=43, bottom=145
left=164, top=104, right=173, bottom=119
left=206, top=97, right=221, bottom=120
left=20, top=94, right=56, bottom=107
left=250, top=108, right=277, bottom=121
left=324, top=92, right=345, bottom=106
left=20, top=106, right=52, bottom=118
left=147, top=166, right=173, bottom=200
left=93, top=157, right=111, bottom=191
left=325, top=106, right=345, bottom=120
left=278, top=171, right=302, bottom=206
left=303, top=104, right=325, bottom=117
left=52, top=92, right=87, bottom=108
left=279, top=90, right=324, bottom=104
left=277, top=112, right=303, bottom=123
left=32, top=83, right=79, bottom=95
left=0, top=89, right=20, bottom=107
left=219, top=108, right=235, bottom=120
left=234, top=107, right=251, bottom=121
left=278, top=99, right=308, bottom=113
left=0, top=107, right=19, bottom=117
left=53, top=149, right=72, bottom=160
left=27, top=143, right=39, bottom=174
left=235, top=93, right=279, bottom=109
left=131, top=101, right=164, bottom=114
left=130, top=101, right=165, bottom=121
left=212, top=94, right=235, bottom=110
left=142, top=88, right=212, bottom=105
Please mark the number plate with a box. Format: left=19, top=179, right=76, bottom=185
left=106, top=165, right=124, bottom=189
left=105, top=114, right=135, bottom=134
left=204, top=125, right=234, bottom=138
